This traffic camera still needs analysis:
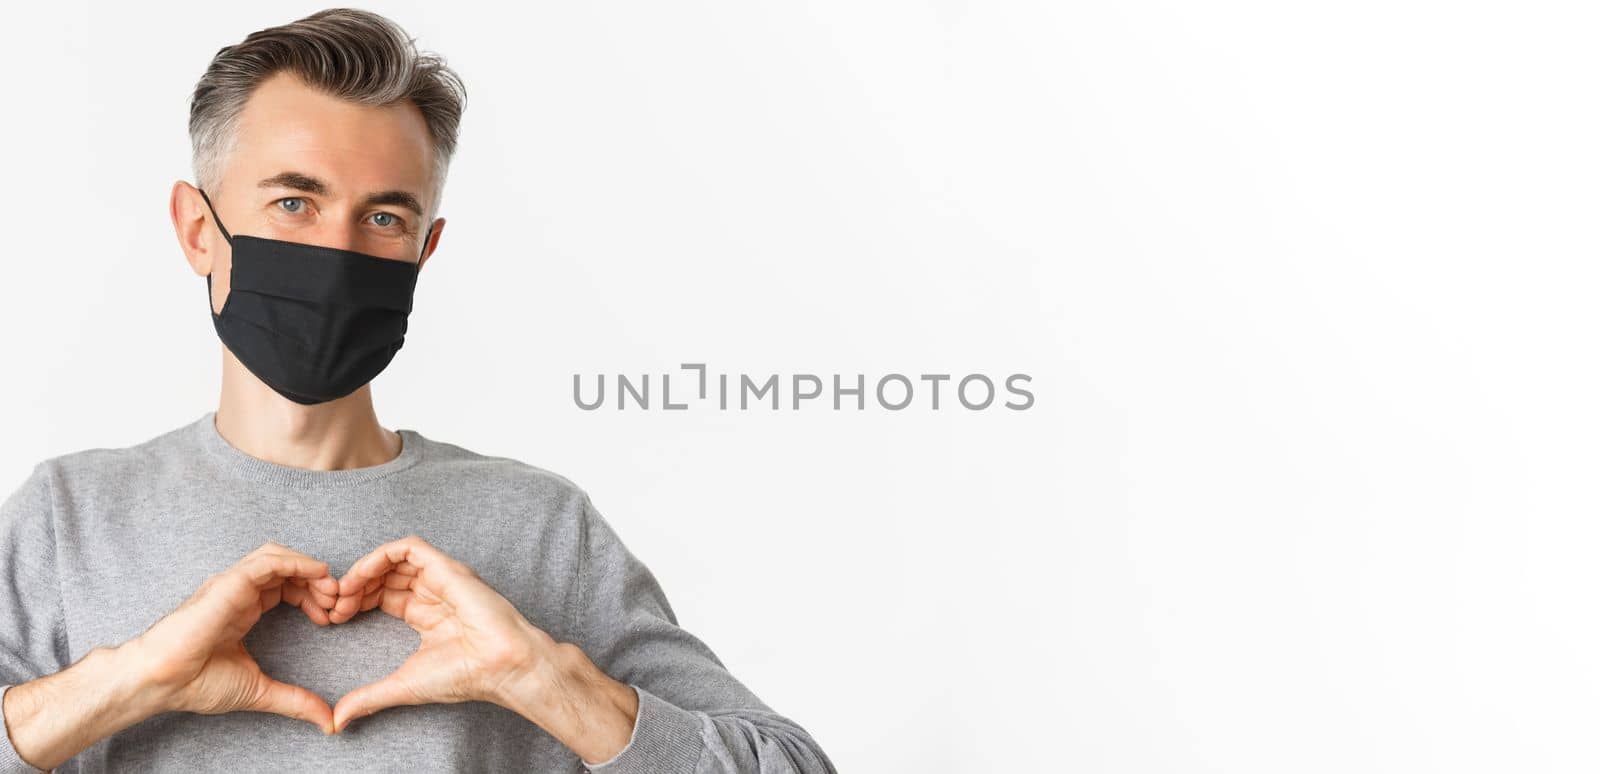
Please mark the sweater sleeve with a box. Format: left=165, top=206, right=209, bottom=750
left=0, top=463, right=67, bottom=774
left=570, top=493, right=836, bottom=774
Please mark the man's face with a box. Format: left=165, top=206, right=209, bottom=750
left=198, top=70, right=440, bottom=315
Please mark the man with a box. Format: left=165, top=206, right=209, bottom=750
left=0, top=9, right=834, bottom=773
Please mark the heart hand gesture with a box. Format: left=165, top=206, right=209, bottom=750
left=132, top=542, right=342, bottom=734
left=326, top=535, right=565, bottom=734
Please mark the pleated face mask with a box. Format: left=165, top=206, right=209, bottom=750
left=197, top=187, right=433, bottom=405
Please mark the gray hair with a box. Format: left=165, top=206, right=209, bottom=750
left=188, top=8, right=467, bottom=221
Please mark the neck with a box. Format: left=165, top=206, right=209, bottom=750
left=214, top=345, right=402, bottom=471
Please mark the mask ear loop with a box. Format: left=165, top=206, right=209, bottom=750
left=197, top=187, right=234, bottom=316
left=418, top=220, right=435, bottom=263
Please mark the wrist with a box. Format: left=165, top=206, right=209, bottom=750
left=3, top=645, right=167, bottom=770
left=113, top=636, right=180, bottom=717
left=98, top=641, right=174, bottom=722
left=492, top=638, right=639, bottom=764
left=484, top=627, right=564, bottom=718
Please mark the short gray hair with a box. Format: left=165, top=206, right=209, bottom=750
left=188, top=8, right=467, bottom=219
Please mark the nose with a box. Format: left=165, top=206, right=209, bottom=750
left=313, top=219, right=365, bottom=254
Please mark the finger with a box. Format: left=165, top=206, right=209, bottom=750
left=282, top=583, right=332, bottom=626
left=332, top=536, right=460, bottom=623
left=315, top=574, right=340, bottom=596
left=287, top=577, right=339, bottom=609
left=338, top=557, right=420, bottom=597
left=300, top=594, right=332, bottom=626
left=329, top=571, right=408, bottom=624
left=247, top=675, right=336, bottom=736
left=252, top=547, right=337, bottom=595
left=256, top=577, right=327, bottom=618
left=238, top=553, right=331, bottom=588
left=257, top=584, right=283, bottom=614
left=204, top=554, right=330, bottom=620
left=329, top=579, right=393, bottom=624
left=346, top=583, right=400, bottom=620
left=338, top=539, right=472, bottom=623
left=291, top=574, right=340, bottom=600
left=329, top=576, right=388, bottom=623
left=376, top=587, right=413, bottom=619
left=257, top=546, right=332, bottom=594
left=332, top=670, right=424, bottom=733
left=338, top=536, right=459, bottom=596
left=328, top=592, right=362, bottom=624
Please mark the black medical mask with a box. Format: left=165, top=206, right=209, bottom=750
left=197, top=187, right=433, bottom=405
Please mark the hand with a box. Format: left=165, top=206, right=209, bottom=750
left=128, top=541, right=341, bottom=734
left=325, top=535, right=638, bottom=766
left=326, top=534, right=559, bottom=732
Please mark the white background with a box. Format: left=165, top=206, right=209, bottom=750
left=2, top=2, right=1595, bottom=772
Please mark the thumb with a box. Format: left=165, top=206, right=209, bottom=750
left=333, top=673, right=423, bottom=733
left=248, top=676, right=336, bottom=735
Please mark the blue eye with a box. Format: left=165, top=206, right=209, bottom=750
left=278, top=198, right=305, bottom=213
left=372, top=212, right=398, bottom=228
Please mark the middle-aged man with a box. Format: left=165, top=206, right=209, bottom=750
left=0, top=8, right=835, bottom=773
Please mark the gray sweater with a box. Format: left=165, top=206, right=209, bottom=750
left=0, top=412, right=834, bottom=773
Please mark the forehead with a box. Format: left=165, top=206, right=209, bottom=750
left=227, top=71, right=434, bottom=200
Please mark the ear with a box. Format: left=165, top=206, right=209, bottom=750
left=417, top=217, right=445, bottom=271
left=172, top=181, right=231, bottom=315
left=171, top=180, right=220, bottom=278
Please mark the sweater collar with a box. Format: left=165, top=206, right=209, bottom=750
left=191, top=410, right=424, bottom=488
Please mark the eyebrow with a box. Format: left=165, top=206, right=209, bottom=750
left=256, top=171, right=425, bottom=217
